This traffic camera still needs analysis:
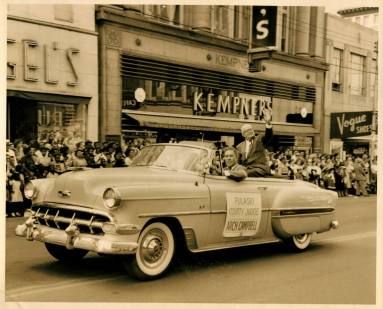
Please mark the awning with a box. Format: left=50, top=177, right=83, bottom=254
left=122, top=110, right=317, bottom=135
left=345, top=135, right=375, bottom=143
left=7, top=90, right=90, bottom=104
left=123, top=110, right=267, bottom=134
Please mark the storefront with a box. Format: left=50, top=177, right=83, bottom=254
left=6, top=15, right=98, bottom=143
left=329, top=111, right=376, bottom=157
left=97, top=6, right=326, bottom=151
left=120, top=54, right=317, bottom=150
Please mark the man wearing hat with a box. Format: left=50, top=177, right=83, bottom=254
left=236, top=108, right=273, bottom=177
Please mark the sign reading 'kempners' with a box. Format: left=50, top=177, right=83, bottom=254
left=330, top=111, right=373, bottom=139
left=193, top=92, right=272, bottom=116
left=223, top=192, right=262, bottom=237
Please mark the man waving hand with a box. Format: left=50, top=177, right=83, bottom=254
left=236, top=108, right=273, bottom=177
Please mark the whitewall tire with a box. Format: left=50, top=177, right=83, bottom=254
left=286, top=233, right=312, bottom=251
left=122, top=222, right=175, bottom=280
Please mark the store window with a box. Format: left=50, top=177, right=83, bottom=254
left=350, top=53, right=365, bottom=95
left=121, top=76, right=314, bottom=125
left=332, top=48, right=343, bottom=92
left=36, top=102, right=86, bottom=144
left=8, top=98, right=86, bottom=143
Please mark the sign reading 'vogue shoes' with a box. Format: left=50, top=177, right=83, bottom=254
left=330, top=111, right=373, bottom=139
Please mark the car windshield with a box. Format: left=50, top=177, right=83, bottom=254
left=131, top=145, right=209, bottom=172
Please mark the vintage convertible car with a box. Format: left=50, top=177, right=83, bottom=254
left=15, top=143, right=338, bottom=280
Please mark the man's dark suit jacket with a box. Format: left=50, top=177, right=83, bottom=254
left=236, top=127, right=273, bottom=177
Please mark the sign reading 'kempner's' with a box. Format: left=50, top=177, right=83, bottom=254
left=223, top=193, right=262, bottom=237
left=330, top=111, right=373, bottom=139
left=193, top=92, right=272, bottom=116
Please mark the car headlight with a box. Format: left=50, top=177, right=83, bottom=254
left=24, top=181, right=38, bottom=199
left=102, top=187, right=121, bottom=209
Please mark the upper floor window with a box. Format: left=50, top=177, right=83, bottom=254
left=373, top=14, right=378, bottom=24
left=349, top=53, right=365, bottom=96
left=213, top=6, right=230, bottom=37
left=370, top=59, right=377, bottom=97
left=332, top=48, right=343, bottom=92
left=363, top=15, right=370, bottom=26
left=54, top=5, right=73, bottom=23
left=233, top=6, right=250, bottom=43
left=144, top=5, right=182, bottom=26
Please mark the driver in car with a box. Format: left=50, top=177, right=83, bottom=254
left=221, top=147, right=247, bottom=182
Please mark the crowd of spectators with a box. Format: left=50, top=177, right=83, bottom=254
left=5, top=136, right=377, bottom=217
left=267, top=150, right=377, bottom=198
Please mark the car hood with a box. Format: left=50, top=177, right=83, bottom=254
left=42, top=167, right=200, bottom=209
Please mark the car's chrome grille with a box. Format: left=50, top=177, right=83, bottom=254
left=31, top=205, right=110, bottom=235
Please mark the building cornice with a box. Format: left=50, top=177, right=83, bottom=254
left=95, top=5, right=248, bottom=54
left=337, top=7, right=378, bottom=16
left=7, top=15, right=98, bottom=36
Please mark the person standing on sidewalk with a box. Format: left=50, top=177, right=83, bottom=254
left=353, top=158, right=368, bottom=197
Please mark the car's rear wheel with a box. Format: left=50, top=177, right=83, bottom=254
left=286, top=233, right=312, bottom=251
left=122, top=222, right=175, bottom=281
left=45, top=243, right=88, bottom=261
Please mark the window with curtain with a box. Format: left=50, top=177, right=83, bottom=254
left=332, top=48, right=343, bottom=91
left=349, top=53, right=365, bottom=95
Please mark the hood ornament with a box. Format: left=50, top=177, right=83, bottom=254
left=58, top=190, right=71, bottom=197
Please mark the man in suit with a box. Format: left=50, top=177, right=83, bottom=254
left=236, top=108, right=273, bottom=177
left=222, top=148, right=247, bottom=182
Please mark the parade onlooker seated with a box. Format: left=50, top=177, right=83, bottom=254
left=221, top=147, right=247, bottom=182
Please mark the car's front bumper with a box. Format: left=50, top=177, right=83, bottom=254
left=15, top=220, right=139, bottom=255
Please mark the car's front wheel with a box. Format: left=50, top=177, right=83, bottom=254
left=286, top=233, right=312, bottom=251
left=122, top=222, right=175, bottom=280
left=45, top=243, right=88, bottom=261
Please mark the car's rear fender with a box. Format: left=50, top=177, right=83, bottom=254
left=269, top=187, right=337, bottom=239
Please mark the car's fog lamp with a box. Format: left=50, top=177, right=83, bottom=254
left=102, top=187, right=121, bottom=210
left=24, top=182, right=37, bottom=199
left=102, top=222, right=117, bottom=234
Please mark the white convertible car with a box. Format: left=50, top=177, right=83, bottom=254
left=16, top=143, right=338, bottom=280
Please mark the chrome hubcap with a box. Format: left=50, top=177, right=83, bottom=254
left=140, top=229, right=168, bottom=266
left=295, top=234, right=308, bottom=244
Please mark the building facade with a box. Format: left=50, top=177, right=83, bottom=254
left=96, top=5, right=329, bottom=152
left=337, top=7, right=379, bottom=31
left=324, top=11, right=378, bottom=158
left=6, top=4, right=99, bottom=143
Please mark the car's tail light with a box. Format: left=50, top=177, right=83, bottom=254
left=102, top=187, right=121, bottom=210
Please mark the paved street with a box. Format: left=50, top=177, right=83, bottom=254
left=5, top=195, right=377, bottom=304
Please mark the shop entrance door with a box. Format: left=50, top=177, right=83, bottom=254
left=8, top=98, right=37, bottom=142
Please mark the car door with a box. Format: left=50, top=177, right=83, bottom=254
left=204, top=175, right=275, bottom=248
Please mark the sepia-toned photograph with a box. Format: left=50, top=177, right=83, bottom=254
left=3, top=1, right=381, bottom=307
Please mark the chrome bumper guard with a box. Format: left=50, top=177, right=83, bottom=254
left=15, top=219, right=139, bottom=255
